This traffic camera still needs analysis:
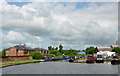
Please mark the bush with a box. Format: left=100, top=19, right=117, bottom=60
left=43, top=54, right=55, bottom=57
left=29, top=51, right=43, bottom=59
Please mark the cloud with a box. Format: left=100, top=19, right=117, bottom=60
left=1, top=31, right=43, bottom=49
left=1, top=1, right=118, bottom=50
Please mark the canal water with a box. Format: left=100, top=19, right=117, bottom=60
left=2, top=60, right=119, bottom=74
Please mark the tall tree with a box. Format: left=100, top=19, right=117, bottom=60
left=112, top=47, right=120, bottom=54
left=85, top=46, right=95, bottom=55
left=59, top=44, right=63, bottom=53
left=48, top=46, right=52, bottom=51
left=52, top=47, right=55, bottom=50
left=2, top=49, right=6, bottom=56
left=55, top=47, right=58, bottom=50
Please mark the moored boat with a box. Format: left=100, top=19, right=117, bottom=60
left=111, top=55, right=120, bottom=65
left=86, top=56, right=94, bottom=63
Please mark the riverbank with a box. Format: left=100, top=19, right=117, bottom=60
left=0, top=59, right=40, bottom=68
left=73, top=58, right=112, bottom=63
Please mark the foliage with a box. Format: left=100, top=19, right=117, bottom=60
left=59, top=44, right=63, bottom=53
left=43, top=54, right=55, bottom=57
left=55, top=47, right=58, bottom=50
left=2, top=49, right=6, bottom=56
left=29, top=51, right=43, bottom=59
left=64, top=49, right=78, bottom=56
left=112, top=47, right=120, bottom=54
left=48, top=46, right=52, bottom=51
left=85, top=46, right=95, bottom=55
left=50, top=50, right=62, bottom=56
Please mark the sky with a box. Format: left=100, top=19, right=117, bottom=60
left=0, top=0, right=118, bottom=50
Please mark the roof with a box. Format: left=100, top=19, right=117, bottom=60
left=34, top=48, right=49, bottom=51
left=97, top=47, right=112, bottom=51
left=6, top=45, right=34, bottom=51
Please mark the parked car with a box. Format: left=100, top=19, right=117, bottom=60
left=86, top=56, right=94, bottom=63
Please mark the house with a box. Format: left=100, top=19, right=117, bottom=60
left=34, top=48, right=49, bottom=54
left=5, top=44, right=49, bottom=56
left=97, top=47, right=112, bottom=52
left=97, top=51, right=115, bottom=57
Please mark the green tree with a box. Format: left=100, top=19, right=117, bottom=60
left=50, top=50, right=62, bottom=56
left=2, top=49, right=6, bottom=56
left=59, top=44, right=63, bottom=53
left=29, top=51, right=43, bottom=59
left=55, top=47, right=58, bottom=50
left=52, top=47, right=55, bottom=50
left=85, top=46, right=95, bottom=55
left=48, top=46, right=52, bottom=51
left=112, top=47, right=120, bottom=54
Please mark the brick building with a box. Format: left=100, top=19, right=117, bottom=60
left=5, top=44, right=49, bottom=56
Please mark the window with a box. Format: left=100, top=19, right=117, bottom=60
left=19, top=50, right=21, bottom=52
left=8, top=50, right=10, bottom=52
left=12, top=49, right=14, bottom=52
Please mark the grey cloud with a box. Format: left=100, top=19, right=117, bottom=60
left=1, top=2, right=118, bottom=50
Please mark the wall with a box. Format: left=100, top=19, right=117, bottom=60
left=1, top=56, right=32, bottom=61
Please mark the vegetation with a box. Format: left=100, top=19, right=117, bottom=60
left=48, top=46, right=52, bottom=51
left=112, top=47, right=120, bottom=54
left=50, top=50, right=62, bottom=56
left=2, top=49, right=6, bottom=56
left=85, top=46, right=95, bottom=55
left=29, top=51, right=43, bottom=59
left=59, top=45, right=63, bottom=53
left=64, top=49, right=78, bottom=56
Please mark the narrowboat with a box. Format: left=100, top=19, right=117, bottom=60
left=86, top=56, right=94, bottom=63
left=96, top=54, right=104, bottom=63
left=111, top=55, right=120, bottom=65
left=69, top=56, right=76, bottom=62
left=40, top=56, right=52, bottom=62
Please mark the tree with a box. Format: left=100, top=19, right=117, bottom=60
left=48, top=46, right=52, bottom=51
left=55, top=47, right=58, bottom=50
left=85, top=46, right=95, bottom=55
left=2, top=49, right=6, bottom=56
left=52, top=47, right=55, bottom=50
left=50, top=50, right=62, bottom=56
left=29, top=51, right=43, bottom=59
left=112, top=47, right=120, bottom=54
left=59, top=45, right=63, bottom=53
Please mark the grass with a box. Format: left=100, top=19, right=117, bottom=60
left=0, top=59, right=40, bottom=67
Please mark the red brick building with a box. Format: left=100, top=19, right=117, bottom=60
left=5, top=44, right=49, bottom=56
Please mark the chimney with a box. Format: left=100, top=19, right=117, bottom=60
left=19, top=44, right=21, bottom=46
left=116, top=41, right=118, bottom=45
left=24, top=44, right=26, bottom=47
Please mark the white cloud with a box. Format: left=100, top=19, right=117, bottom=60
left=1, top=31, right=43, bottom=49
left=1, top=1, right=118, bottom=50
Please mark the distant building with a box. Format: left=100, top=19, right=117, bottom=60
left=97, top=47, right=112, bottom=52
left=5, top=44, right=49, bottom=56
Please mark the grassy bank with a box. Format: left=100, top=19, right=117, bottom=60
left=0, top=59, right=40, bottom=68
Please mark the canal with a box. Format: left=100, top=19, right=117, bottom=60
left=2, top=60, right=120, bottom=74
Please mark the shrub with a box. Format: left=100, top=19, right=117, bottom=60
left=29, top=51, right=43, bottom=59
